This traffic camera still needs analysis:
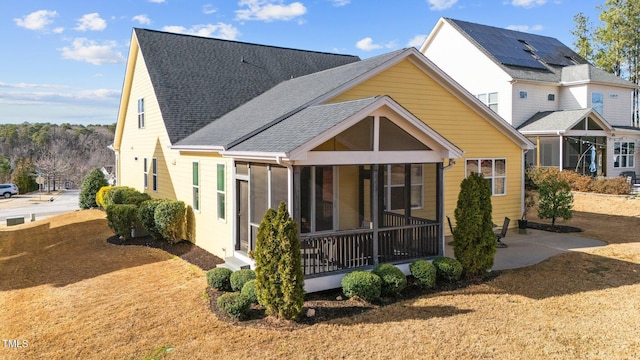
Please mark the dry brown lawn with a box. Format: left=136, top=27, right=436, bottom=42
left=1, top=194, right=640, bottom=359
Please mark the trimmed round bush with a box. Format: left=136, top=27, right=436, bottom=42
left=371, top=263, right=407, bottom=296
left=95, top=186, right=113, bottom=209
left=207, top=267, right=233, bottom=291
left=138, top=199, right=165, bottom=240
left=216, top=292, right=251, bottom=320
left=230, top=269, right=256, bottom=292
left=341, top=271, right=382, bottom=302
left=154, top=199, right=186, bottom=244
left=409, top=259, right=436, bottom=288
left=106, top=204, right=138, bottom=240
left=432, top=256, right=463, bottom=283
left=241, top=279, right=257, bottom=304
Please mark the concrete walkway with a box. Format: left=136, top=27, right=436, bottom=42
left=445, top=228, right=607, bottom=271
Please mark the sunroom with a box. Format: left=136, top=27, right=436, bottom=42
left=222, top=96, right=463, bottom=292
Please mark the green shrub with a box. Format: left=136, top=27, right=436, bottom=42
left=79, top=168, right=109, bottom=209
left=241, top=280, right=258, bottom=304
left=138, top=199, right=164, bottom=240
left=371, top=263, right=407, bottom=296
left=453, top=172, right=495, bottom=277
left=537, top=173, right=573, bottom=227
left=252, top=202, right=305, bottom=320
left=95, top=186, right=113, bottom=209
left=216, top=292, right=251, bottom=320
left=341, top=271, right=382, bottom=302
left=409, top=259, right=436, bottom=288
left=432, top=256, right=463, bottom=283
left=230, top=269, right=256, bottom=292
left=110, top=186, right=151, bottom=206
left=106, top=204, right=138, bottom=240
left=207, top=267, right=233, bottom=291
left=154, top=200, right=186, bottom=244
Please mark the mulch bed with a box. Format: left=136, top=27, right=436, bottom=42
left=206, top=271, right=502, bottom=329
left=526, top=221, right=583, bottom=233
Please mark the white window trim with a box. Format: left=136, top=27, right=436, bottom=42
left=192, top=161, right=200, bottom=212
left=143, top=158, right=148, bottom=189
left=152, top=157, right=157, bottom=192
left=217, top=163, right=226, bottom=222
left=137, top=98, right=145, bottom=129
left=477, top=92, right=498, bottom=113
left=465, top=158, right=507, bottom=196
left=384, top=164, right=423, bottom=211
left=613, top=141, right=635, bottom=168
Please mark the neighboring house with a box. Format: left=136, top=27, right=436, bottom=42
left=421, top=18, right=640, bottom=178
left=112, top=28, right=533, bottom=292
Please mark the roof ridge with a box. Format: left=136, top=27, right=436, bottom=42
left=134, top=27, right=359, bottom=59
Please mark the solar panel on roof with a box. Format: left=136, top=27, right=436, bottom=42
left=451, top=18, right=588, bottom=70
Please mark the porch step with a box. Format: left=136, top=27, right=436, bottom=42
left=218, top=257, right=251, bottom=271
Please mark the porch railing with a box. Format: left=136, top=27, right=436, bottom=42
left=300, top=214, right=439, bottom=276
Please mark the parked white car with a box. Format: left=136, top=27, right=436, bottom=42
left=0, top=183, right=19, bottom=198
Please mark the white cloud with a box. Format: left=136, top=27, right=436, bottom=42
left=427, top=0, right=457, bottom=11
left=59, top=38, right=126, bottom=65
left=506, top=24, right=544, bottom=32
left=511, top=0, right=546, bottom=8
left=356, top=37, right=382, bottom=51
left=236, top=0, right=307, bottom=22
left=162, top=23, right=240, bottom=40
left=75, top=13, right=107, bottom=31
left=0, top=82, right=68, bottom=89
left=132, top=14, right=151, bottom=25
left=407, top=34, right=427, bottom=48
left=330, top=0, right=350, bottom=6
left=148, top=0, right=166, bottom=3
left=14, top=10, right=58, bottom=31
left=203, top=4, right=218, bottom=14
left=53, top=27, right=64, bottom=34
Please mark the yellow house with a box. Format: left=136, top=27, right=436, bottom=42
left=113, top=29, right=533, bottom=292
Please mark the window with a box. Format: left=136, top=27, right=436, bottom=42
left=192, top=162, right=200, bottom=211
left=614, top=141, right=635, bottom=168
left=384, top=164, right=423, bottom=211
left=592, top=92, right=603, bottom=114
left=477, top=92, right=498, bottom=112
left=137, top=98, right=145, bottom=128
left=217, top=163, right=226, bottom=220
left=152, top=158, right=157, bottom=191
left=143, top=158, right=148, bottom=189
left=547, top=94, right=555, bottom=101
left=466, top=159, right=506, bottom=196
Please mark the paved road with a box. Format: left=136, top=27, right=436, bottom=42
left=0, top=189, right=80, bottom=224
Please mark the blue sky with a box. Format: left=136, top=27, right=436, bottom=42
left=1, top=0, right=606, bottom=126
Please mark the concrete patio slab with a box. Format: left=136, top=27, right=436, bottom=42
left=445, top=228, right=607, bottom=271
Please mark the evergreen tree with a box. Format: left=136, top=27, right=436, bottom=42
left=252, top=202, right=304, bottom=320
left=12, top=158, right=38, bottom=194
left=453, top=173, right=496, bottom=277
left=571, top=12, right=594, bottom=61
left=79, top=168, right=109, bottom=209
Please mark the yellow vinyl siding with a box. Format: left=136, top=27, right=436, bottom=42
left=117, top=45, right=232, bottom=258
left=337, top=165, right=360, bottom=230
left=330, top=59, right=523, bottom=229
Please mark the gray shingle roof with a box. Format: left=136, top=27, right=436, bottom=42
left=517, top=108, right=612, bottom=133
left=228, top=97, right=381, bottom=153
left=134, top=28, right=360, bottom=144
left=445, top=18, right=634, bottom=87
left=176, top=49, right=408, bottom=148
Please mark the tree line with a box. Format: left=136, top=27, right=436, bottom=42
left=0, top=122, right=116, bottom=193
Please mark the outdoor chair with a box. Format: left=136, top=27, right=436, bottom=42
left=495, top=217, right=509, bottom=248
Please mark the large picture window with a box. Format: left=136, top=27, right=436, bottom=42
left=217, top=163, right=226, bottom=220
left=592, top=92, right=604, bottom=114
left=384, top=164, right=423, bottom=211
left=614, top=141, right=635, bottom=168
left=466, top=159, right=506, bottom=196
